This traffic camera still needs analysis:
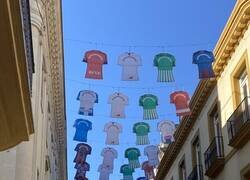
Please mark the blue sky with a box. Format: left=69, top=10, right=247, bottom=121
left=62, top=0, right=235, bottom=179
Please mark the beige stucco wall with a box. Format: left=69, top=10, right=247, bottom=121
left=164, top=21, right=250, bottom=180
left=0, top=1, right=65, bottom=180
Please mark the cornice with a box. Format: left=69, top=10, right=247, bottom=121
left=44, top=0, right=67, bottom=179
left=156, top=1, right=250, bottom=179
left=213, top=0, right=250, bottom=77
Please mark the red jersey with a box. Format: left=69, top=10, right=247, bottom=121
left=170, top=91, right=191, bottom=116
left=83, top=50, right=107, bottom=79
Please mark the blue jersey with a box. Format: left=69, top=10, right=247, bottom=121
left=73, top=119, right=92, bottom=142
left=193, top=50, right=215, bottom=79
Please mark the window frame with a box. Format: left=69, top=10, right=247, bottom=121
left=231, top=51, right=250, bottom=109
left=178, top=155, right=187, bottom=180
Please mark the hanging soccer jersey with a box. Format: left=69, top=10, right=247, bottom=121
left=154, top=53, right=175, bottom=82
left=133, top=122, right=150, bottom=145
left=125, top=147, right=141, bottom=169
left=83, top=50, right=107, bottom=79
left=101, top=147, right=118, bottom=170
left=108, top=92, right=129, bottom=118
left=77, top=90, right=98, bottom=116
left=74, top=143, right=92, bottom=164
left=141, top=161, right=155, bottom=180
left=74, top=162, right=90, bottom=180
left=120, top=164, right=134, bottom=180
left=139, top=94, right=158, bottom=120
left=193, top=50, right=215, bottom=79
left=73, top=119, right=92, bottom=142
left=157, top=120, right=176, bottom=144
left=104, top=122, right=122, bottom=145
left=144, top=145, right=159, bottom=167
left=118, top=52, right=142, bottom=81
left=98, top=164, right=113, bottom=180
left=170, top=91, right=191, bottom=116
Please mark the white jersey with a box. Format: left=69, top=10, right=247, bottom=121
left=157, top=120, right=176, bottom=143
left=98, top=164, right=113, bottom=180
left=104, top=122, right=122, bottom=145
left=77, top=90, right=98, bottom=116
left=108, top=92, right=128, bottom=118
left=101, top=147, right=118, bottom=170
left=144, top=145, right=159, bottom=167
left=118, top=52, right=142, bottom=81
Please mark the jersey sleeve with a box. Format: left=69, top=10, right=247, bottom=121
left=93, top=92, right=98, bottom=103
left=74, top=143, right=80, bottom=151
left=86, top=120, right=92, bottom=130
left=170, top=92, right=175, bottom=104
left=139, top=96, right=144, bottom=106
left=73, top=119, right=83, bottom=128
left=86, top=146, right=92, bottom=154
left=76, top=91, right=82, bottom=100
left=184, top=92, right=190, bottom=101
left=154, top=95, right=159, bottom=105
left=153, top=56, right=158, bottom=67
left=101, top=148, right=107, bottom=157
left=172, top=57, right=176, bottom=67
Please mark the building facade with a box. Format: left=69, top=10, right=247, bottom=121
left=0, top=0, right=67, bottom=180
left=156, top=0, right=250, bottom=180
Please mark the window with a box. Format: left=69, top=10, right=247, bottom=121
left=45, top=155, right=51, bottom=172
left=37, top=169, right=39, bottom=180
left=48, top=102, right=51, bottom=113
left=192, top=137, right=202, bottom=167
left=232, top=63, right=249, bottom=107
left=208, top=104, right=222, bottom=141
left=191, top=136, right=203, bottom=179
left=179, top=157, right=186, bottom=180
left=239, top=70, right=249, bottom=100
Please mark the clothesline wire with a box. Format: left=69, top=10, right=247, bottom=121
left=64, top=37, right=215, bottom=49
left=66, top=78, right=193, bottom=91
left=67, top=108, right=178, bottom=120
left=74, top=139, right=160, bottom=146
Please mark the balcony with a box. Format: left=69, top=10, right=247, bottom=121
left=204, top=136, right=225, bottom=178
left=227, top=97, right=250, bottom=149
left=188, top=165, right=203, bottom=180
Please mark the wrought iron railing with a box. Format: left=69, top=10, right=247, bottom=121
left=187, top=165, right=203, bottom=180
left=227, top=96, right=250, bottom=142
left=204, top=136, right=224, bottom=171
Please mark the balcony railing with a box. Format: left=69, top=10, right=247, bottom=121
left=227, top=96, right=250, bottom=148
left=204, top=136, right=224, bottom=178
left=187, top=165, right=203, bottom=180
